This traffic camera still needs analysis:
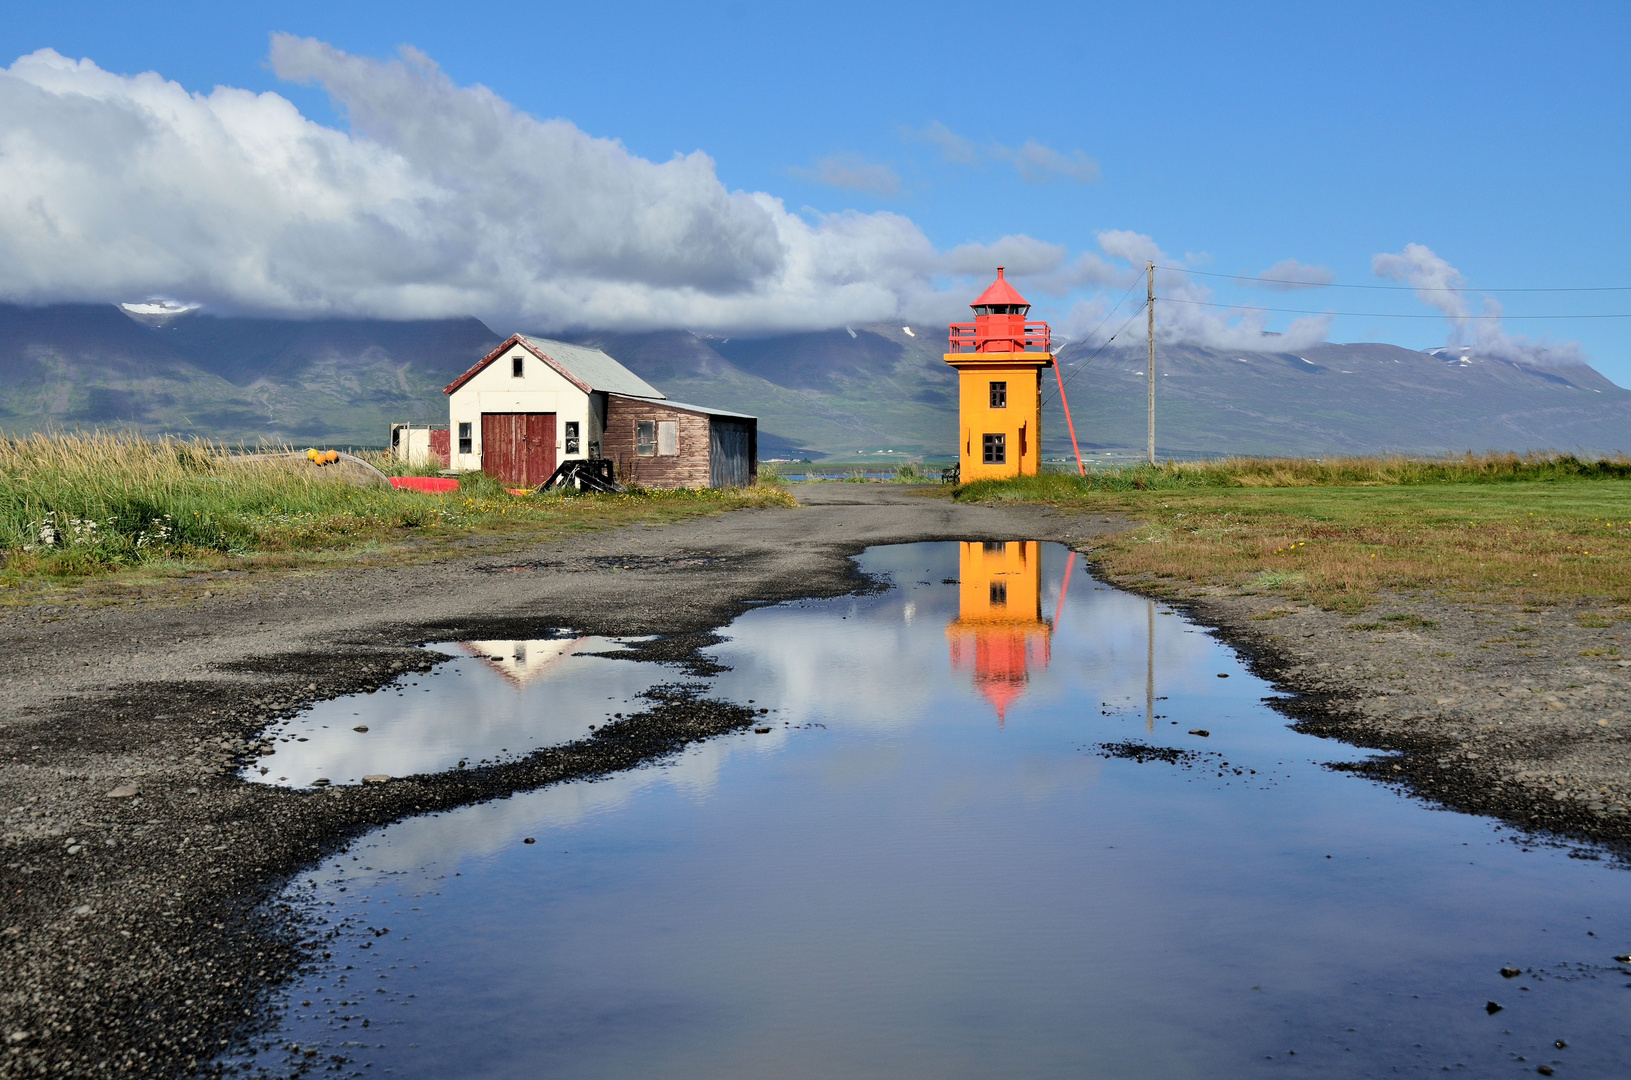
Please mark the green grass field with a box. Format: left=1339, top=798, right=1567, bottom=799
left=958, top=455, right=1631, bottom=612
left=0, top=433, right=792, bottom=589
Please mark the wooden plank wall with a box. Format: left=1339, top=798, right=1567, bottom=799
left=604, top=395, right=712, bottom=488
left=709, top=420, right=756, bottom=487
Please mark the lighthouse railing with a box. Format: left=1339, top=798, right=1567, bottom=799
left=947, top=323, right=1052, bottom=354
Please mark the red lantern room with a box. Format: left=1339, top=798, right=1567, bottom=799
left=948, top=267, right=1051, bottom=354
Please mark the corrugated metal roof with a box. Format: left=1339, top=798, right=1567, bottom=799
left=520, top=336, right=664, bottom=398
left=615, top=394, right=756, bottom=421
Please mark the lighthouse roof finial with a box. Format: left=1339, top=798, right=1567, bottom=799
left=972, top=265, right=1029, bottom=308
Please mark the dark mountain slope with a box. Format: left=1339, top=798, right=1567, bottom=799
left=165, top=315, right=498, bottom=387
left=1047, top=339, right=1631, bottom=458
left=0, top=304, right=500, bottom=443
left=3, top=301, right=1626, bottom=458
left=570, top=326, right=959, bottom=456
left=712, top=329, right=906, bottom=391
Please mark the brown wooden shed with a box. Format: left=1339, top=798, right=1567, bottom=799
left=603, top=394, right=757, bottom=489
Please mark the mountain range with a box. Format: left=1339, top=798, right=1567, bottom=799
left=1, top=302, right=1627, bottom=460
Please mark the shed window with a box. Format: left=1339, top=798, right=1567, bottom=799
left=989, top=580, right=1008, bottom=607
left=564, top=421, right=580, bottom=455
left=636, top=421, right=656, bottom=456
left=458, top=422, right=472, bottom=455
left=982, top=433, right=1006, bottom=464
left=512, top=355, right=524, bottom=377
left=656, top=420, right=678, bottom=456
left=989, top=381, right=1007, bottom=408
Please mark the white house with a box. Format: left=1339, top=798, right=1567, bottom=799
left=443, top=333, right=757, bottom=488
left=443, top=334, right=664, bottom=486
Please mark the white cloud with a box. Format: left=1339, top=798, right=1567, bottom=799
left=991, top=140, right=1100, bottom=184
left=0, top=40, right=953, bottom=333
left=905, top=122, right=1099, bottom=184
left=909, top=120, right=978, bottom=164
left=1372, top=242, right=1581, bottom=365
left=1096, top=229, right=1164, bottom=267
left=787, top=154, right=902, bottom=197
left=943, top=235, right=1067, bottom=277
left=1089, top=231, right=1332, bottom=351
left=1254, top=258, right=1334, bottom=290
left=0, top=38, right=1347, bottom=351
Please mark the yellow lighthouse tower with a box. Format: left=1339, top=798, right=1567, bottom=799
left=945, top=267, right=1052, bottom=481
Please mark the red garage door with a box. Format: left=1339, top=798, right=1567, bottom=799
left=481, top=413, right=556, bottom=486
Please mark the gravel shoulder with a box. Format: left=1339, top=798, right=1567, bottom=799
left=6, top=488, right=1630, bottom=1077
left=0, top=487, right=1103, bottom=1078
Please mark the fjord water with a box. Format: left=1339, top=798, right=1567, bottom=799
left=244, top=543, right=1631, bottom=1078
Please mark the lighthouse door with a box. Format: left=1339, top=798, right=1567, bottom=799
left=481, top=412, right=557, bottom=485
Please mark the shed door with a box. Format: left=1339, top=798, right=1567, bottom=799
left=482, top=413, right=556, bottom=486
left=709, top=419, right=755, bottom=488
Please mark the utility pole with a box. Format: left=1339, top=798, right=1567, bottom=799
left=1146, top=598, right=1155, bottom=733
left=1146, top=261, right=1156, bottom=465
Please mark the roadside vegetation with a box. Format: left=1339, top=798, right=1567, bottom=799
left=0, top=432, right=793, bottom=590
left=758, top=461, right=942, bottom=484
left=355, top=448, right=447, bottom=477
left=957, top=453, right=1631, bottom=612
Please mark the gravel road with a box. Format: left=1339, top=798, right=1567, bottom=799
left=3, top=485, right=1627, bottom=1077
left=0, top=487, right=1099, bottom=1078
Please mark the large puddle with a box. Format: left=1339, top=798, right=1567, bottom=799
left=245, top=636, right=665, bottom=786
left=231, top=543, right=1631, bottom=1077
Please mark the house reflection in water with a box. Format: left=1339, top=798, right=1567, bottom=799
left=457, top=638, right=589, bottom=689
left=946, top=541, right=1052, bottom=723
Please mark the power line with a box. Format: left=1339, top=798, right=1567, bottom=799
left=1155, top=264, right=1631, bottom=293
left=1041, top=301, right=1149, bottom=409
left=1056, top=276, right=1144, bottom=355
left=1153, top=295, right=1631, bottom=320
left=1037, top=276, right=1143, bottom=408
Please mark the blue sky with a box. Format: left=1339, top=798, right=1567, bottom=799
left=4, top=1, right=1628, bottom=377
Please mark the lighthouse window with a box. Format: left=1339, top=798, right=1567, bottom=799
left=989, top=381, right=1007, bottom=408
left=982, top=433, right=1006, bottom=464
left=636, top=421, right=656, bottom=456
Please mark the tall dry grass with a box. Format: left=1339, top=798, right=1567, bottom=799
left=0, top=432, right=796, bottom=578
left=0, top=432, right=434, bottom=573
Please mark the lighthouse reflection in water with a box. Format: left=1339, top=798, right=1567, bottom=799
left=946, top=540, right=1055, bottom=723
left=238, top=541, right=1631, bottom=1080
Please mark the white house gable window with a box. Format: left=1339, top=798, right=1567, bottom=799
left=511, top=355, right=524, bottom=377
left=656, top=420, right=678, bottom=456
left=636, top=421, right=656, bottom=456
